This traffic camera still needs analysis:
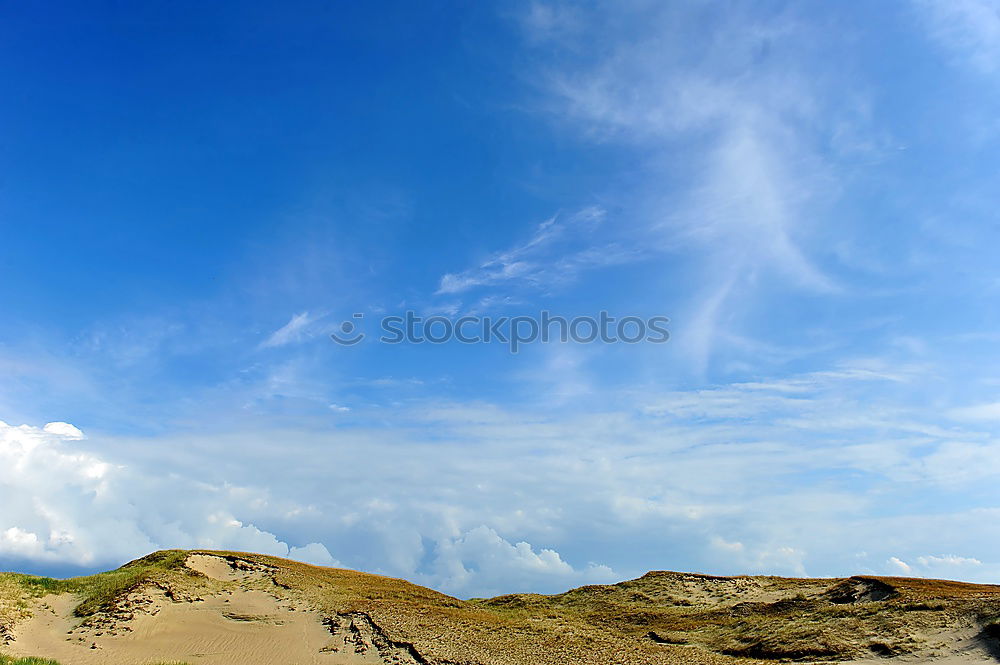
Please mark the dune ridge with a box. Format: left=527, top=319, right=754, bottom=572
left=1, top=550, right=999, bottom=664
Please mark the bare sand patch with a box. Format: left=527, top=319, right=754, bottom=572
left=6, top=588, right=385, bottom=665
left=845, top=622, right=999, bottom=664
left=185, top=553, right=272, bottom=583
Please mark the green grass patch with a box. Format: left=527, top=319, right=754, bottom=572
left=70, top=550, right=191, bottom=617
left=1, top=658, right=188, bottom=665
left=4, top=575, right=74, bottom=601
left=4, top=549, right=192, bottom=618
left=0, top=655, right=61, bottom=665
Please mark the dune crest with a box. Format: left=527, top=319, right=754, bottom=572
left=2, top=550, right=999, bottom=665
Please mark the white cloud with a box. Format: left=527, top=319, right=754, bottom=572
left=917, top=0, right=1000, bottom=73
left=507, top=3, right=857, bottom=371
left=709, top=536, right=806, bottom=576
left=948, top=401, right=1000, bottom=421
left=888, top=556, right=913, bottom=574
left=436, top=207, right=625, bottom=296
left=0, top=418, right=617, bottom=596
left=430, top=526, right=616, bottom=596
left=0, top=527, right=46, bottom=559
left=885, top=554, right=983, bottom=578
left=4, top=356, right=1000, bottom=594
left=110, top=365, right=1000, bottom=587
left=289, top=543, right=341, bottom=567
left=711, top=537, right=744, bottom=553
left=0, top=420, right=333, bottom=568
left=42, top=422, right=85, bottom=439
left=260, top=312, right=317, bottom=349
left=756, top=546, right=807, bottom=577
left=916, top=554, right=982, bottom=568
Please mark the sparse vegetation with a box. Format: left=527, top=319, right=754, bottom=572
left=0, top=658, right=187, bottom=665
left=2, top=550, right=192, bottom=620
left=3, top=550, right=1000, bottom=664
left=0, top=656, right=61, bottom=665
left=69, top=549, right=191, bottom=617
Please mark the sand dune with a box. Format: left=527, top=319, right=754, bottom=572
left=5, top=554, right=414, bottom=665
left=8, top=589, right=368, bottom=665
left=2, top=551, right=999, bottom=665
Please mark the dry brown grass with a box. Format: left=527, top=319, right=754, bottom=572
left=4, top=551, right=1000, bottom=665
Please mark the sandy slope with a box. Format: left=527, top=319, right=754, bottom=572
left=5, top=555, right=397, bottom=665
left=848, top=622, right=999, bottom=664
left=6, top=590, right=375, bottom=665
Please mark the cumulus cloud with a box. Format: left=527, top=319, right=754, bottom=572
left=289, top=543, right=341, bottom=567
left=42, top=422, right=84, bottom=439
left=0, top=527, right=47, bottom=559
left=0, top=420, right=334, bottom=568
left=916, top=554, right=982, bottom=568
left=429, top=526, right=616, bottom=597
left=709, top=537, right=806, bottom=576
left=886, top=554, right=983, bottom=578
left=3, top=362, right=1000, bottom=596
left=0, top=418, right=615, bottom=597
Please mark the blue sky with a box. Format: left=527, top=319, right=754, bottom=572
left=2, top=0, right=1000, bottom=596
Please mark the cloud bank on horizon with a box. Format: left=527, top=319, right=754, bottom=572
left=2, top=0, right=1000, bottom=596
